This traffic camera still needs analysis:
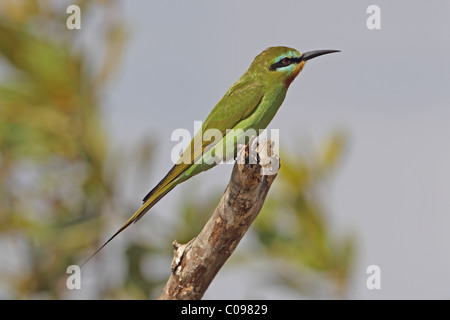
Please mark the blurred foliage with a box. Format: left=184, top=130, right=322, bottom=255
left=0, top=0, right=129, bottom=298
left=0, top=0, right=355, bottom=299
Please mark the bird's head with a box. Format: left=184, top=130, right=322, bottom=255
left=250, top=46, right=339, bottom=87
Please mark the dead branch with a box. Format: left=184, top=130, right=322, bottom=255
left=157, top=138, right=279, bottom=300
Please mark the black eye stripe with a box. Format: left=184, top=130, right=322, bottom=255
left=269, top=56, right=303, bottom=71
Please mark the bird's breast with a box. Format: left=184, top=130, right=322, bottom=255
left=250, top=87, right=288, bottom=130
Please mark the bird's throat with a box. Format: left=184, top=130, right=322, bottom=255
left=285, top=61, right=305, bottom=87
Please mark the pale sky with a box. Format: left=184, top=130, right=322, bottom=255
left=83, top=0, right=450, bottom=299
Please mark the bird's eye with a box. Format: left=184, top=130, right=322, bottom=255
left=281, top=58, right=291, bottom=66
left=269, top=56, right=296, bottom=71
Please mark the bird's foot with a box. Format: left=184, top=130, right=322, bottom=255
left=236, top=136, right=259, bottom=165
left=235, top=137, right=279, bottom=175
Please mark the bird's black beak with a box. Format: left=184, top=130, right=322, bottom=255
left=301, top=50, right=340, bottom=61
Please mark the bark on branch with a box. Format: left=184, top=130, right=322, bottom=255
left=157, top=138, right=280, bottom=300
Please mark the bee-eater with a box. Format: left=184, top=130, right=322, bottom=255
left=83, top=46, right=339, bottom=265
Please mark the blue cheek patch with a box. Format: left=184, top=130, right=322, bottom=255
left=283, top=63, right=298, bottom=75
left=270, top=50, right=302, bottom=74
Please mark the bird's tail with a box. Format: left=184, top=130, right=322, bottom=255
left=81, top=165, right=184, bottom=267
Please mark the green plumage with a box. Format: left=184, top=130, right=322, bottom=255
left=83, top=46, right=339, bottom=264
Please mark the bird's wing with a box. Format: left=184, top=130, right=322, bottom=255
left=142, top=82, right=265, bottom=202
left=142, top=81, right=265, bottom=202
left=202, top=81, right=265, bottom=142
left=81, top=82, right=264, bottom=266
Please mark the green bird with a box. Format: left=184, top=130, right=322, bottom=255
left=83, top=46, right=339, bottom=265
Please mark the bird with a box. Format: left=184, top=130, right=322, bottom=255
left=82, top=46, right=339, bottom=265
